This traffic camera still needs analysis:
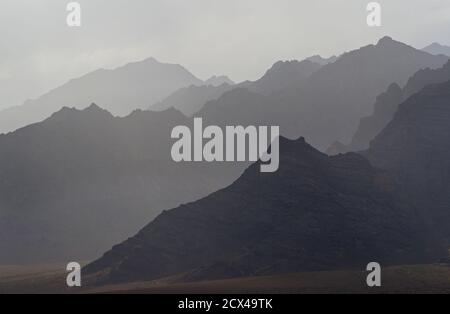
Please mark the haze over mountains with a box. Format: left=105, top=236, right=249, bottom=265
left=193, top=37, right=449, bottom=151
left=85, top=137, right=443, bottom=284
left=238, top=59, right=322, bottom=96
left=366, top=80, right=450, bottom=241
left=203, top=75, right=234, bottom=86
left=150, top=58, right=322, bottom=116
left=1, top=36, right=450, bottom=274
left=0, top=57, right=228, bottom=135
left=85, top=64, right=450, bottom=286
left=422, top=43, right=450, bottom=57
left=151, top=83, right=235, bottom=117
left=0, top=104, right=246, bottom=264
left=151, top=38, right=448, bottom=151
left=305, top=55, right=338, bottom=65
left=331, top=60, right=450, bottom=153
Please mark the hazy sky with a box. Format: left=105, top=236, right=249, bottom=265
left=1, top=0, right=449, bottom=109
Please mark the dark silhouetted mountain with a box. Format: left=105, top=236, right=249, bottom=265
left=150, top=83, right=234, bottom=117
left=306, top=55, right=338, bottom=65
left=332, top=60, right=450, bottom=154
left=365, top=80, right=450, bottom=241
left=0, top=57, right=203, bottom=134
left=239, top=59, right=322, bottom=96
left=422, top=43, right=450, bottom=57
left=84, top=137, right=442, bottom=285
left=200, top=37, right=448, bottom=151
left=0, top=104, right=244, bottom=264
left=204, top=75, right=234, bottom=86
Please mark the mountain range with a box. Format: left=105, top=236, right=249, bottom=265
left=85, top=137, right=443, bottom=284
left=196, top=37, right=448, bottom=150
left=203, top=75, right=235, bottom=86
left=0, top=58, right=231, bottom=135
left=305, top=55, right=338, bottom=65
left=329, top=60, right=450, bottom=154
left=150, top=83, right=235, bottom=117
left=238, top=59, right=322, bottom=96
left=0, top=104, right=246, bottom=264
left=2, top=36, right=450, bottom=273
left=83, top=43, right=450, bottom=284
left=422, top=43, right=450, bottom=57
left=365, top=79, right=450, bottom=242
left=150, top=58, right=323, bottom=116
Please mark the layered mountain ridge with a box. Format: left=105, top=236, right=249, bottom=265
left=0, top=104, right=245, bottom=264
left=366, top=80, right=450, bottom=241
left=0, top=57, right=221, bottom=134
left=329, top=60, right=450, bottom=154
left=197, top=37, right=448, bottom=150
left=85, top=137, right=443, bottom=284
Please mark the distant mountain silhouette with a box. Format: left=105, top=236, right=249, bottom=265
left=0, top=58, right=203, bottom=134
left=422, top=43, right=450, bottom=56
left=239, top=59, right=322, bottom=96
left=150, top=83, right=234, bottom=117
left=327, top=83, right=403, bottom=154
left=199, top=37, right=449, bottom=150
left=84, top=137, right=443, bottom=284
left=330, top=60, right=450, bottom=154
left=204, top=75, right=235, bottom=86
left=366, top=80, right=450, bottom=241
left=0, top=104, right=245, bottom=264
left=305, top=55, right=338, bottom=65
left=151, top=59, right=321, bottom=116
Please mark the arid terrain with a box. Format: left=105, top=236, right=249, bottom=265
left=1, top=263, right=449, bottom=294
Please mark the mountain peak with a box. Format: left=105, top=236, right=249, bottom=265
left=306, top=55, right=338, bottom=65
left=84, top=103, right=112, bottom=115
left=270, top=60, right=303, bottom=71
left=376, top=36, right=396, bottom=46
left=143, top=56, right=158, bottom=63
left=204, top=75, right=234, bottom=86
left=49, top=103, right=113, bottom=122
left=85, top=131, right=441, bottom=284
left=422, top=42, right=450, bottom=57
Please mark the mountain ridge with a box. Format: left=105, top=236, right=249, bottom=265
left=0, top=103, right=245, bottom=264
left=0, top=57, right=203, bottom=134
left=84, top=136, right=443, bottom=284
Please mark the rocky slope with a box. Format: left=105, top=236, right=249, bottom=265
left=366, top=80, right=450, bottom=241
left=85, top=137, right=442, bottom=284
left=330, top=60, right=450, bottom=154
left=0, top=104, right=244, bottom=264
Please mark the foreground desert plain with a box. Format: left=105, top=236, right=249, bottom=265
left=1, top=262, right=449, bottom=294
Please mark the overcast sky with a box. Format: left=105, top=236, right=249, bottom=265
left=1, top=0, right=449, bottom=109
